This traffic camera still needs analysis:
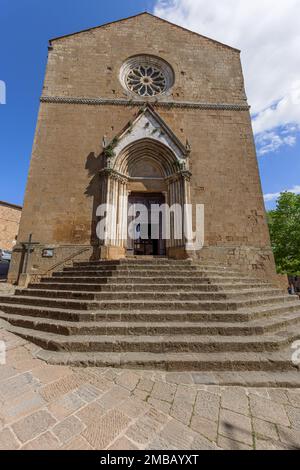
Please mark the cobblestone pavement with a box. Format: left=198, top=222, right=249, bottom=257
left=1, top=327, right=300, bottom=450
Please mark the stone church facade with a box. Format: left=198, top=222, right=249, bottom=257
left=8, top=13, right=276, bottom=283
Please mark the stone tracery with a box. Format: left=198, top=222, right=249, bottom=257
left=120, top=55, right=174, bottom=97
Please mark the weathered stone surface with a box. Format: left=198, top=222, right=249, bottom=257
left=126, top=408, right=167, bottom=445
left=219, top=409, right=253, bottom=446
left=52, top=415, right=85, bottom=444
left=39, top=373, right=87, bottom=402
left=82, top=409, right=130, bottom=449
left=108, top=436, right=139, bottom=450
left=191, top=434, right=220, bottom=450
left=287, top=390, right=300, bottom=408
left=132, top=389, right=149, bottom=401
left=116, top=371, right=140, bottom=391
left=148, top=397, right=172, bottom=414
left=194, top=390, right=220, bottom=422
left=148, top=419, right=196, bottom=450
left=151, top=382, right=177, bottom=403
left=221, top=387, right=249, bottom=415
left=117, top=397, right=150, bottom=419
left=218, top=435, right=252, bottom=451
left=136, top=378, right=154, bottom=393
left=48, top=391, right=85, bottom=419
left=74, top=383, right=103, bottom=403
left=285, top=405, right=300, bottom=430
left=165, top=373, right=194, bottom=385
left=75, top=402, right=105, bottom=425
left=249, top=394, right=290, bottom=426
left=97, top=385, right=130, bottom=409
left=252, top=418, right=278, bottom=441
left=0, top=365, right=18, bottom=382
left=2, top=390, right=45, bottom=425
left=32, top=365, right=73, bottom=385
left=12, top=410, right=56, bottom=443
left=21, top=432, right=60, bottom=450
left=268, top=389, right=290, bottom=405
left=190, top=415, right=218, bottom=441
left=63, top=435, right=93, bottom=450
left=0, top=428, right=20, bottom=450
left=277, top=426, right=300, bottom=449
left=2, top=327, right=300, bottom=451
left=255, top=438, right=289, bottom=450
left=170, top=385, right=196, bottom=425
left=0, top=373, right=39, bottom=401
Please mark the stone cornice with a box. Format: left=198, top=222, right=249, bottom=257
left=40, top=95, right=250, bottom=111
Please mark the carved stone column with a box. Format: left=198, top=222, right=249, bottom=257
left=98, top=169, right=128, bottom=259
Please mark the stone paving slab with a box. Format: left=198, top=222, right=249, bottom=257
left=1, top=327, right=300, bottom=450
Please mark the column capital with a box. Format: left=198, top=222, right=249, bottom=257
left=99, top=168, right=128, bottom=184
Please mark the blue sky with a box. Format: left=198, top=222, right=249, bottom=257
left=0, top=0, right=299, bottom=210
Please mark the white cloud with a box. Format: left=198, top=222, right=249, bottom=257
left=154, top=0, right=300, bottom=153
left=264, top=185, right=300, bottom=202
left=256, top=130, right=297, bottom=156
left=252, top=81, right=300, bottom=135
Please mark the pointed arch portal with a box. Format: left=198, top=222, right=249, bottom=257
left=98, top=106, right=192, bottom=259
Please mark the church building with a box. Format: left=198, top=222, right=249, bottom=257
left=8, top=12, right=275, bottom=283
left=3, top=13, right=300, bottom=379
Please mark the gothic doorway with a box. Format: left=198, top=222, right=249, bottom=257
left=98, top=106, right=192, bottom=260
left=127, top=192, right=166, bottom=256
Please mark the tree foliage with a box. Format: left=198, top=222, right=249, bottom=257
left=267, top=192, right=300, bottom=274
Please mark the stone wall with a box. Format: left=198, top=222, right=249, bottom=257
left=8, top=13, right=276, bottom=283
left=0, top=202, right=22, bottom=250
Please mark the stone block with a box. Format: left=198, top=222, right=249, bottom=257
left=249, top=394, right=290, bottom=426
left=12, top=410, right=56, bottom=443
left=52, top=415, right=85, bottom=445
left=82, top=409, right=130, bottom=449
left=219, top=409, right=253, bottom=446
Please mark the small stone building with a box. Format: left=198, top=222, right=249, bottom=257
left=8, top=13, right=276, bottom=283
left=0, top=200, right=22, bottom=251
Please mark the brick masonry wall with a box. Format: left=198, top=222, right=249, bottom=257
left=0, top=203, right=21, bottom=250
left=8, top=14, right=276, bottom=282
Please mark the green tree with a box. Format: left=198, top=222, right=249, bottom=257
left=267, top=192, right=300, bottom=274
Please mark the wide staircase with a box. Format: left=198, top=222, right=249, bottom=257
left=1, top=258, right=300, bottom=386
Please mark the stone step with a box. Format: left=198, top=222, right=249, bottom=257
left=29, top=282, right=219, bottom=292
left=4, top=323, right=300, bottom=353
left=74, top=259, right=188, bottom=266
left=60, top=268, right=245, bottom=277
left=15, top=287, right=281, bottom=302
left=42, top=275, right=265, bottom=285
left=1, top=311, right=300, bottom=337
left=34, top=349, right=300, bottom=385
left=28, top=281, right=266, bottom=293
left=1, top=300, right=299, bottom=323
left=73, top=259, right=210, bottom=266
left=0, top=293, right=295, bottom=312
left=17, top=287, right=225, bottom=300
left=67, top=264, right=235, bottom=272
left=2, top=256, right=298, bottom=375
left=0, top=295, right=99, bottom=311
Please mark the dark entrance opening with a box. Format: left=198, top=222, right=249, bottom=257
left=127, top=192, right=166, bottom=256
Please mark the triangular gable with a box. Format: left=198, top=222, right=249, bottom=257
left=107, top=105, right=189, bottom=164
left=49, top=12, right=239, bottom=53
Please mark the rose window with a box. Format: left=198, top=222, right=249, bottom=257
left=120, top=55, right=174, bottom=98
left=126, top=66, right=167, bottom=97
